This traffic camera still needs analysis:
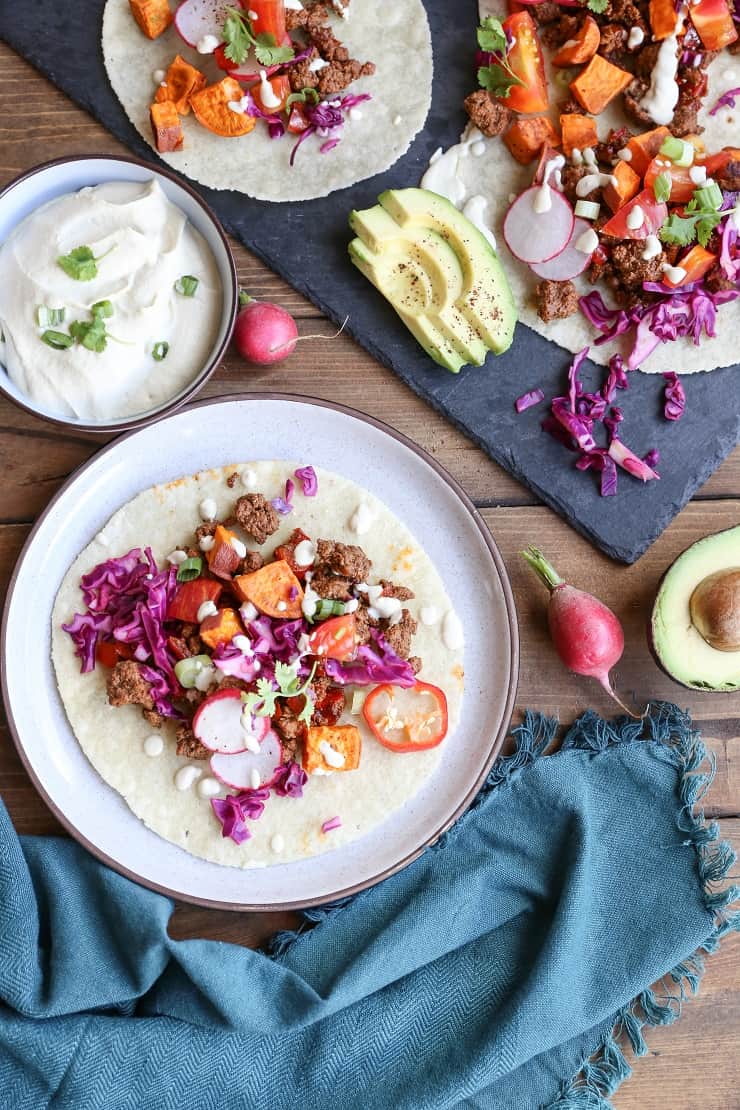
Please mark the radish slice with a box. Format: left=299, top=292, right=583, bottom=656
left=503, top=186, right=575, bottom=265
left=174, top=0, right=231, bottom=48
left=193, top=688, right=269, bottom=755
left=530, top=218, right=594, bottom=280
left=228, top=62, right=279, bottom=83
left=210, top=731, right=284, bottom=789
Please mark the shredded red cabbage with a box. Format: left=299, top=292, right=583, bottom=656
left=515, top=389, right=545, bottom=413
left=294, top=465, right=318, bottom=496
left=271, top=478, right=295, bottom=516
left=324, top=629, right=416, bottom=688
left=62, top=547, right=181, bottom=717
left=289, top=94, right=372, bottom=165
left=322, top=816, right=342, bottom=832
left=709, top=86, right=740, bottom=115
left=272, top=761, right=307, bottom=797
left=663, top=371, right=686, bottom=421
left=720, top=218, right=739, bottom=281
left=211, top=786, right=271, bottom=845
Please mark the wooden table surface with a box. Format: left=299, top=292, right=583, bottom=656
left=0, top=43, right=738, bottom=1109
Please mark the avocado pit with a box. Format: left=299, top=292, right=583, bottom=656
left=689, top=568, right=740, bottom=653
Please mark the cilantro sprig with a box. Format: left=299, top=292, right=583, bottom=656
left=39, top=300, right=114, bottom=355
left=57, top=244, right=115, bottom=282
left=223, top=7, right=294, bottom=67
left=587, top=0, right=609, bottom=13
left=659, top=188, right=724, bottom=249
left=241, top=661, right=317, bottom=726
left=476, top=16, right=525, bottom=99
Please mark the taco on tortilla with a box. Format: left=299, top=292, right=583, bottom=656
left=52, top=461, right=463, bottom=869
left=102, top=0, right=433, bottom=201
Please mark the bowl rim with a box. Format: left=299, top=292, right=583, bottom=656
left=0, top=152, right=239, bottom=435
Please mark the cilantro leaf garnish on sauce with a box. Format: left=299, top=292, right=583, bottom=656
left=223, top=8, right=294, bottom=67
left=659, top=188, right=724, bottom=249
left=476, top=16, right=525, bottom=100
left=57, top=244, right=115, bottom=282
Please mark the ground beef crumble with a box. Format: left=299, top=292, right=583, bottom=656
left=310, top=568, right=353, bottom=600
left=107, top=660, right=154, bottom=710
left=234, top=493, right=280, bottom=545
left=383, top=609, right=418, bottom=660
left=463, top=90, right=511, bottom=138
left=315, top=539, right=371, bottom=582
left=175, top=725, right=211, bottom=761
left=536, top=280, right=580, bottom=322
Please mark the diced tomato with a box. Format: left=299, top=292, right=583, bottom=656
left=689, top=0, right=738, bottom=51
left=363, top=682, right=449, bottom=752
left=600, top=188, right=668, bottom=240
left=167, top=578, right=223, bottom=623
left=311, top=687, right=345, bottom=727
left=166, top=635, right=190, bottom=661
left=273, top=528, right=312, bottom=578
left=308, top=614, right=357, bottom=662
left=286, top=103, right=311, bottom=133
left=644, top=151, right=731, bottom=204
left=242, top=0, right=287, bottom=43
left=213, top=44, right=233, bottom=72
left=96, top=640, right=134, bottom=668
left=664, top=244, right=717, bottom=287
left=500, top=12, right=549, bottom=114
left=252, top=73, right=291, bottom=114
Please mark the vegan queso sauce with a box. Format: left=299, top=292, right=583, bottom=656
left=0, top=179, right=221, bottom=420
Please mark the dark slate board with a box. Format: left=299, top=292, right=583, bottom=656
left=1, top=1, right=738, bottom=563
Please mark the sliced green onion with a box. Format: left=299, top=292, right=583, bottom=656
left=659, top=135, right=694, bottom=167
left=312, top=598, right=347, bottom=621
left=349, top=689, right=366, bottom=715
left=174, top=275, right=199, bottom=297
left=91, top=299, right=114, bottom=319
left=574, top=200, right=601, bottom=221
left=174, top=654, right=214, bottom=689
left=694, top=180, right=723, bottom=211
left=176, top=556, right=203, bottom=582
left=41, top=329, right=74, bottom=350
left=653, top=172, right=672, bottom=204
left=152, top=341, right=169, bottom=361
left=36, top=305, right=66, bottom=328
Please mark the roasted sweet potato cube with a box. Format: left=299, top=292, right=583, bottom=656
left=503, top=116, right=560, bottom=165
left=560, top=113, right=598, bottom=158
left=199, top=608, right=244, bottom=651
left=625, top=126, right=670, bottom=177
left=303, top=725, right=362, bottom=775
left=569, top=55, right=632, bottom=115
left=233, top=560, right=304, bottom=619
left=190, top=77, right=257, bottom=138
left=206, top=524, right=241, bottom=580
left=150, top=101, right=184, bottom=153
left=603, top=159, right=641, bottom=212
left=155, top=54, right=207, bottom=116
left=129, top=0, right=173, bottom=39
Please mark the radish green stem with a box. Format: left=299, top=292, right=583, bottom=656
left=520, top=546, right=564, bottom=592
left=239, top=290, right=254, bottom=306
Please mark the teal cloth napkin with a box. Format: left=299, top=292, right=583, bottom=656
left=0, top=704, right=737, bottom=1110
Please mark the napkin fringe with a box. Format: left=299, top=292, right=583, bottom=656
left=543, top=702, right=740, bottom=1110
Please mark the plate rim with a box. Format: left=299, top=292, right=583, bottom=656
left=1, top=392, right=520, bottom=911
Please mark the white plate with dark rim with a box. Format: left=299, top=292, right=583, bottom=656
left=2, top=395, right=518, bottom=910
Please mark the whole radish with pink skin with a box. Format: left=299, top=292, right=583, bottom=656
left=521, top=546, right=638, bottom=716
left=233, top=293, right=298, bottom=366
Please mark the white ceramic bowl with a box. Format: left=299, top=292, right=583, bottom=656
left=0, top=155, right=238, bottom=432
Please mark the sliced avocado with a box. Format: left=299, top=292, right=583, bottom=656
left=348, top=187, right=516, bottom=373
left=650, top=525, right=740, bottom=691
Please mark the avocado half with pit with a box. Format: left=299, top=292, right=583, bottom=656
left=650, top=525, right=740, bottom=691
left=348, top=188, right=517, bottom=373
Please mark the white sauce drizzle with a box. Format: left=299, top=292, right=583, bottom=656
left=462, top=195, right=497, bottom=249
left=617, top=147, right=633, bottom=162
left=258, top=70, right=281, bottom=110
left=626, top=205, right=645, bottom=230
left=582, top=147, right=598, bottom=168
left=174, top=765, right=202, bottom=792
left=420, top=605, right=440, bottom=626
left=662, top=264, right=687, bottom=283
left=271, top=834, right=285, bottom=853
left=250, top=768, right=262, bottom=789
left=96, top=532, right=110, bottom=547
left=166, top=549, right=188, bottom=565
left=309, top=57, right=330, bottom=73
left=241, top=467, right=257, bottom=489
left=240, top=601, right=259, bottom=621
left=442, top=610, right=463, bottom=652
left=639, top=8, right=686, bottom=125
left=197, top=777, right=221, bottom=799
left=199, top=534, right=215, bottom=552
left=153, top=68, right=166, bottom=84
left=230, top=536, right=247, bottom=559
left=285, top=0, right=303, bottom=8
left=689, top=164, right=707, bottom=184
left=199, top=497, right=217, bottom=521
left=642, top=234, right=662, bottom=260
left=368, top=595, right=403, bottom=623
left=348, top=107, right=363, bottom=121
left=576, top=172, right=617, bottom=198
left=349, top=503, right=374, bottom=535
left=196, top=600, right=218, bottom=622
left=143, top=734, right=164, bottom=758
left=196, top=34, right=220, bottom=54
left=319, top=740, right=346, bottom=768
left=301, top=580, right=320, bottom=620
left=294, top=539, right=316, bottom=566
left=420, top=128, right=485, bottom=208
left=533, top=155, right=566, bottom=214
left=627, top=25, right=645, bottom=49
left=571, top=148, right=584, bottom=166
left=574, top=227, right=599, bottom=255
left=392, top=114, right=402, bottom=126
